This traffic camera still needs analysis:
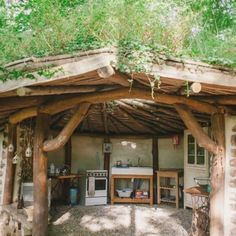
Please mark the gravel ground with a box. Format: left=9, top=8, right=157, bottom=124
left=48, top=204, right=192, bottom=236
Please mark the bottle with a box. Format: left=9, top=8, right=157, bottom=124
left=50, top=163, right=55, bottom=175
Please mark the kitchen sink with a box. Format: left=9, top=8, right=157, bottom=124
left=111, top=167, right=153, bottom=175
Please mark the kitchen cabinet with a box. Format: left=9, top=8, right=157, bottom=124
left=110, top=174, right=153, bottom=205
left=184, top=129, right=209, bottom=208
left=157, top=169, right=183, bottom=208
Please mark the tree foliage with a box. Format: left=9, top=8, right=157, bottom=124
left=0, top=0, right=235, bottom=73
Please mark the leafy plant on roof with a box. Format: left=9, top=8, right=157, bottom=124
left=0, top=0, right=235, bottom=83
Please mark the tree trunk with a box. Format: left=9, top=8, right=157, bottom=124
left=33, top=112, right=50, bottom=236
left=2, top=123, right=16, bottom=204
left=210, top=113, right=225, bottom=236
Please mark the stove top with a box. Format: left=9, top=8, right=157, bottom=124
left=86, top=170, right=108, bottom=177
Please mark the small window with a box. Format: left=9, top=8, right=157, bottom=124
left=187, top=134, right=205, bottom=166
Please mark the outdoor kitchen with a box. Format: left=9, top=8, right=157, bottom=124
left=45, top=135, right=184, bottom=208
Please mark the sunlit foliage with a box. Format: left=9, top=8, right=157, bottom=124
left=0, top=0, right=235, bottom=72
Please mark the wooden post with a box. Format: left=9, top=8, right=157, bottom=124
left=33, top=112, right=50, bottom=236
left=104, top=137, right=110, bottom=198
left=65, top=137, right=72, bottom=168
left=152, top=137, right=159, bottom=204
left=210, top=113, right=225, bottom=236
left=64, top=137, right=72, bottom=202
left=2, top=123, right=16, bottom=204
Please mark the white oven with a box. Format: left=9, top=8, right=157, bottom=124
left=79, top=170, right=108, bottom=206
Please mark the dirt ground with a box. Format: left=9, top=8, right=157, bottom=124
left=48, top=204, right=192, bottom=236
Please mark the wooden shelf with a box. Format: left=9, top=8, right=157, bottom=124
left=160, top=186, right=176, bottom=190
left=112, top=197, right=151, bottom=204
left=160, top=199, right=176, bottom=203
left=157, top=170, right=183, bottom=208
left=111, top=174, right=153, bottom=206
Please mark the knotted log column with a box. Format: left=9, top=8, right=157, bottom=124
left=210, top=113, right=225, bottom=236
left=33, top=112, right=50, bottom=236
left=33, top=103, right=90, bottom=235
left=175, top=104, right=226, bottom=236
left=3, top=123, right=16, bottom=204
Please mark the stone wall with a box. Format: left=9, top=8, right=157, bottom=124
left=225, top=116, right=236, bottom=236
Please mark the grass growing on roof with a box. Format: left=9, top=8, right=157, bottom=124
left=0, top=0, right=235, bottom=81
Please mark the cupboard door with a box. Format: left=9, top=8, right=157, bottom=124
left=196, top=144, right=205, bottom=165
left=184, top=130, right=209, bottom=209
left=187, top=134, right=195, bottom=165
left=187, top=133, right=206, bottom=167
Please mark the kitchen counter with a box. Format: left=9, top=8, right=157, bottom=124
left=111, top=168, right=153, bottom=205
left=111, top=167, right=153, bottom=175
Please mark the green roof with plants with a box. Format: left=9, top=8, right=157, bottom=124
left=0, top=0, right=235, bottom=81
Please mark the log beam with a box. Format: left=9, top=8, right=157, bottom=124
left=33, top=112, right=50, bottom=236
left=97, top=65, right=115, bottom=78
left=174, top=104, right=218, bottom=154
left=210, top=113, right=225, bottom=236
left=16, top=86, right=97, bottom=96
left=40, top=88, right=218, bottom=115
left=9, top=88, right=218, bottom=124
left=108, top=73, right=130, bottom=87
left=2, top=123, right=16, bottom=204
left=9, top=107, right=37, bottom=124
left=43, top=103, right=90, bottom=152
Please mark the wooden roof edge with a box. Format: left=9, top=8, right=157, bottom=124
left=4, top=47, right=117, bottom=70
left=157, top=53, right=236, bottom=73
left=0, top=47, right=235, bottom=95
left=0, top=52, right=117, bottom=94
left=4, top=46, right=235, bottom=74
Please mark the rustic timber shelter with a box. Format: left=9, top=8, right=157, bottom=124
left=0, top=48, right=236, bottom=236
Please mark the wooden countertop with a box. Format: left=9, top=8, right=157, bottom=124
left=156, top=168, right=184, bottom=173
left=48, top=174, right=84, bottom=179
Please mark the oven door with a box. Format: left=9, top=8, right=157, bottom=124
left=86, top=177, right=107, bottom=197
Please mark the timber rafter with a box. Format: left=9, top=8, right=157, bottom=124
left=43, top=103, right=90, bottom=152
left=9, top=87, right=218, bottom=125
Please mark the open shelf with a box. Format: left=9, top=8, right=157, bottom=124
left=112, top=197, right=151, bottom=204
left=160, top=199, right=176, bottom=203
left=157, top=170, right=183, bottom=208
left=111, top=174, right=153, bottom=205
left=160, top=185, right=176, bottom=190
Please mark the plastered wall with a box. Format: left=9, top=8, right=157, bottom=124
left=61, top=135, right=184, bottom=173
left=71, top=136, right=104, bottom=172
left=110, top=138, right=152, bottom=168
left=47, top=147, right=65, bottom=169
left=158, top=137, right=184, bottom=169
